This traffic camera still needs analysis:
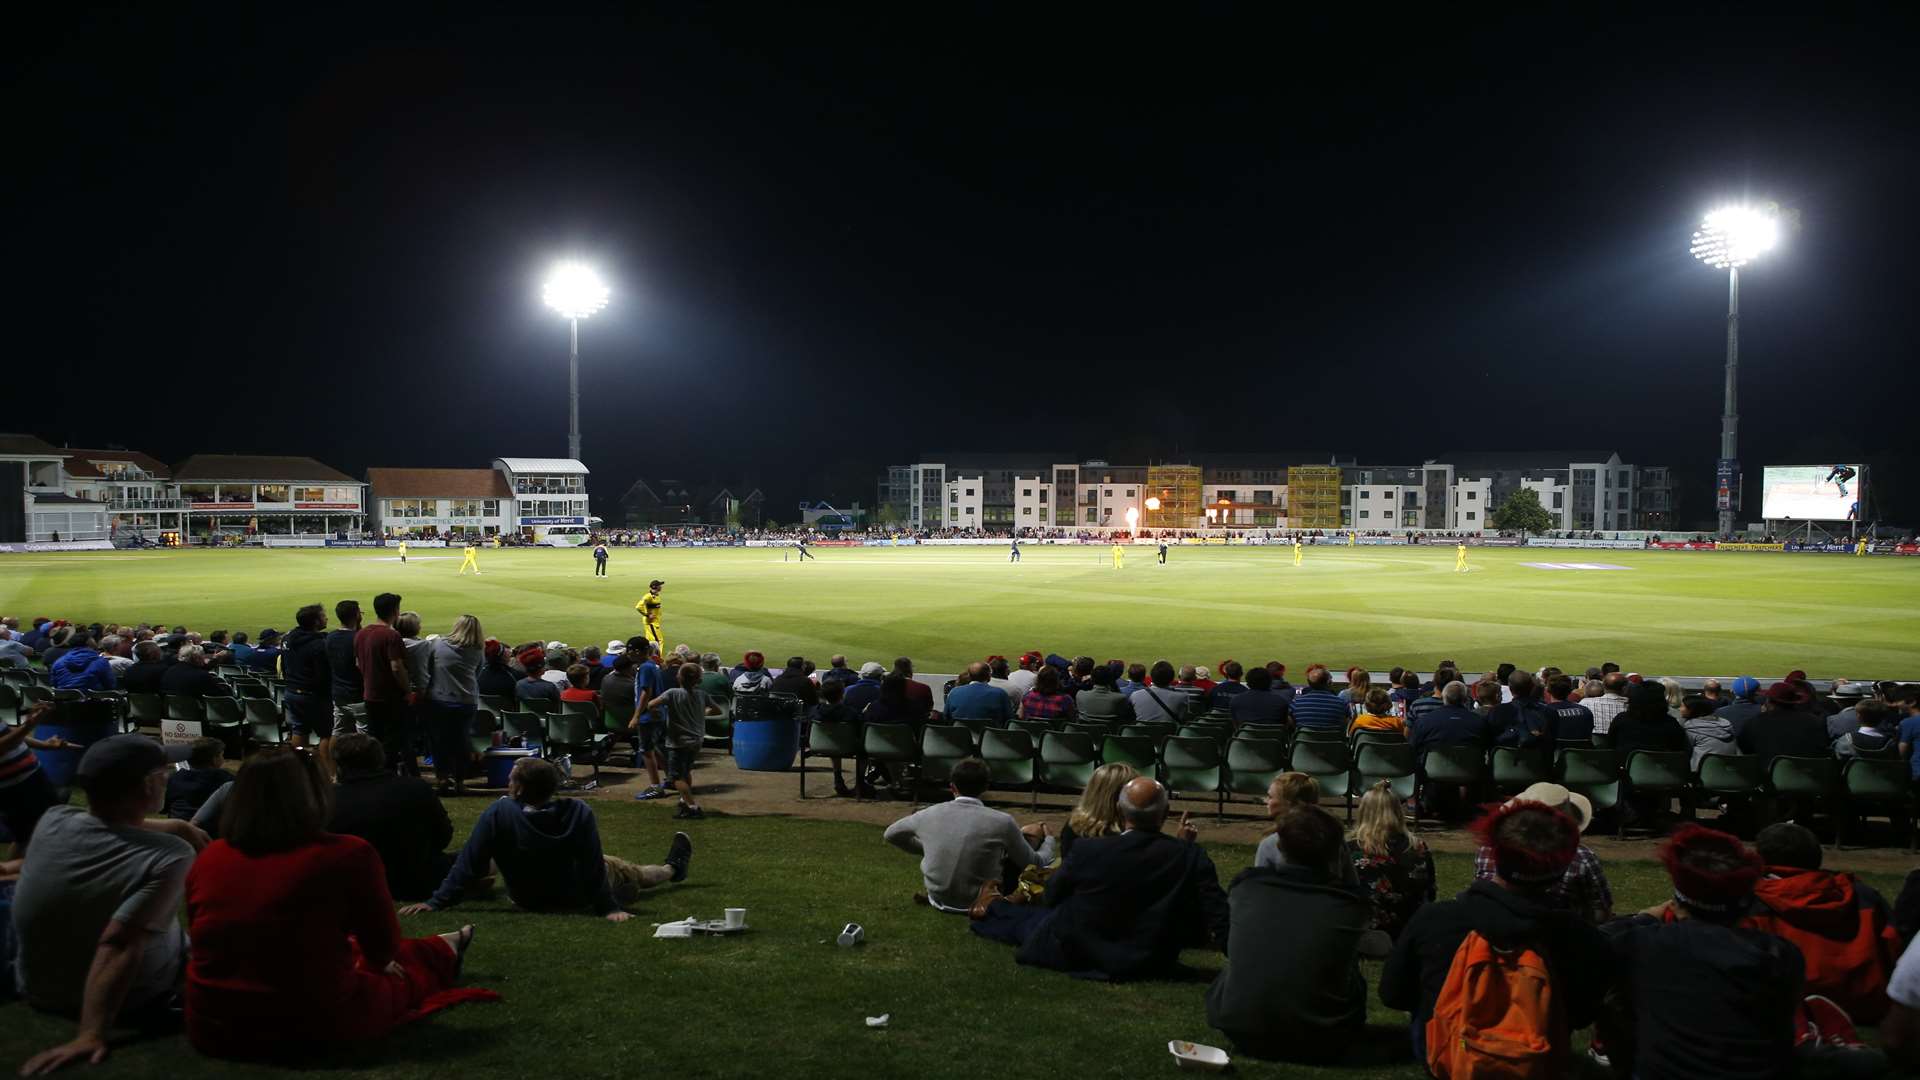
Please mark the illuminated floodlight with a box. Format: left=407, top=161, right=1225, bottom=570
left=542, top=261, right=610, bottom=319
left=1690, top=206, right=1778, bottom=270
left=1144, top=497, right=1162, bottom=511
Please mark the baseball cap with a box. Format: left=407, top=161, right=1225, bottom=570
left=858, top=661, right=886, bottom=678
left=1731, top=675, right=1760, bottom=697
left=258, top=628, right=281, bottom=642
left=546, top=640, right=568, bottom=651
left=76, top=735, right=191, bottom=798
left=649, top=579, right=665, bottom=589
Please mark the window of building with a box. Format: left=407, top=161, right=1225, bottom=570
left=1466, top=510, right=1477, bottom=520
left=1383, top=509, right=1394, bottom=519
left=1022, top=488, right=1032, bottom=497
left=965, top=488, right=975, bottom=497
left=1022, top=507, right=1032, bottom=517
left=950, top=491, right=958, bottom=503
left=1039, top=490, right=1048, bottom=502
left=1125, top=489, right=1135, bottom=497
left=1086, top=509, right=1098, bottom=524
left=1467, top=491, right=1478, bottom=501
left=1552, top=493, right=1563, bottom=509
left=1359, top=509, right=1370, bottom=519
left=257, top=484, right=290, bottom=503
left=1360, top=489, right=1371, bottom=499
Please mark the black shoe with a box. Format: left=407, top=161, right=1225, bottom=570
left=666, top=831, right=693, bottom=882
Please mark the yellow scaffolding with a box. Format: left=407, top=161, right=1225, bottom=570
left=1287, top=465, right=1342, bottom=529
left=1144, top=465, right=1203, bottom=530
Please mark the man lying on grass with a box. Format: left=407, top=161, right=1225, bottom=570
left=400, top=757, right=691, bottom=923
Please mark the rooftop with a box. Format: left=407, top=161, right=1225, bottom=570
left=173, top=454, right=361, bottom=484
left=0, top=434, right=64, bottom=458
left=60, top=448, right=171, bottom=480
left=366, top=468, right=514, bottom=499
left=494, top=457, right=590, bottom=475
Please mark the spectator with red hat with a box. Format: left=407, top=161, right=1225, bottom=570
left=513, top=648, right=560, bottom=704
left=1600, top=823, right=1881, bottom=1078
left=1380, top=799, right=1609, bottom=1063
left=476, top=638, right=518, bottom=699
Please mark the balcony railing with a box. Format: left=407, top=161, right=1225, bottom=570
left=108, top=498, right=187, bottom=510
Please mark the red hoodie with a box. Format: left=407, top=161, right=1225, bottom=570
left=1748, top=866, right=1899, bottom=1022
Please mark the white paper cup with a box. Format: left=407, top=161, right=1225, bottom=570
left=724, top=907, right=746, bottom=929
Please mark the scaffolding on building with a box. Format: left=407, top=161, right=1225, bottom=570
left=1287, top=465, right=1342, bottom=529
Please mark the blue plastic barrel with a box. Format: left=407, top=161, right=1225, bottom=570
left=732, top=717, right=799, bottom=771
left=483, top=747, right=538, bottom=787
left=35, top=710, right=119, bottom=789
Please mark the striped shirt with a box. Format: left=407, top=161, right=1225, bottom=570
left=0, top=728, right=43, bottom=789
left=1289, top=688, right=1351, bottom=732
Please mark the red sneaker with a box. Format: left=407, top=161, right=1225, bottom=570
left=1801, top=994, right=1865, bottom=1050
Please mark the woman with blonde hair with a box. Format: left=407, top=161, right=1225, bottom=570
left=1349, top=688, right=1406, bottom=736
left=1659, top=676, right=1685, bottom=716
left=1341, top=667, right=1372, bottom=716
left=1344, top=780, right=1435, bottom=939
left=1059, top=762, right=1138, bottom=860
left=1254, top=772, right=1322, bottom=869
left=427, top=615, right=484, bottom=795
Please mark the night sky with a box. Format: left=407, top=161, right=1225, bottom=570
left=11, top=8, right=1919, bottom=523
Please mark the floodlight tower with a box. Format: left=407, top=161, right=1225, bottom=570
left=1690, top=206, right=1779, bottom=538
left=542, top=261, right=610, bottom=462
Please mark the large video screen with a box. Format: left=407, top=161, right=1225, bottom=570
left=1761, top=465, right=1865, bottom=520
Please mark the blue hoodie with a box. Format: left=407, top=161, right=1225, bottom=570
left=430, top=796, right=618, bottom=914
left=49, top=647, right=115, bottom=691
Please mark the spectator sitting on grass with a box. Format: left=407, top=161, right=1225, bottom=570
left=1057, top=763, right=1138, bottom=861
left=1129, top=660, right=1190, bottom=725
left=969, top=776, right=1228, bottom=981
left=884, top=757, right=1054, bottom=911
left=1207, top=805, right=1371, bottom=1064
left=1472, top=782, right=1613, bottom=925
left=1381, top=799, right=1609, bottom=1065
left=1346, top=781, right=1436, bottom=941
left=15, top=735, right=201, bottom=1074
left=164, top=737, right=232, bottom=821
left=1599, top=823, right=1881, bottom=1077
left=1741, top=822, right=1900, bottom=1024
left=326, top=733, right=460, bottom=903
left=1254, top=772, right=1321, bottom=869
left=180, top=746, right=494, bottom=1063
left=403, top=757, right=691, bottom=923
left=946, top=661, right=1015, bottom=728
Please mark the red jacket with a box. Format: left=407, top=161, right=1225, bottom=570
left=1747, top=866, right=1899, bottom=1023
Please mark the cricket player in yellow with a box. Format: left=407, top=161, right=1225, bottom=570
left=635, top=579, right=665, bottom=648
left=1111, top=543, right=1124, bottom=569
left=1455, top=543, right=1469, bottom=573
left=396, top=539, right=408, bottom=563
left=1857, top=537, right=1869, bottom=556
left=458, top=541, right=481, bottom=575
left=1293, top=538, right=1303, bottom=566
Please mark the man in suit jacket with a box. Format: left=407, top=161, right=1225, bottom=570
left=970, top=776, right=1229, bottom=980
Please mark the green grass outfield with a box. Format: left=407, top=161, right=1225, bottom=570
left=3, top=799, right=1907, bottom=1079
left=3, top=544, right=1918, bottom=677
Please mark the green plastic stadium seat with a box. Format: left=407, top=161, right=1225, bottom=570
left=243, top=698, right=285, bottom=746
left=1100, top=734, right=1158, bottom=778
left=918, top=725, right=975, bottom=791
left=1356, top=740, right=1418, bottom=814
left=165, top=694, right=206, bottom=724
left=1226, top=736, right=1288, bottom=800
left=468, top=709, right=502, bottom=756
left=1767, top=755, right=1843, bottom=830
left=800, top=717, right=863, bottom=800
left=1697, top=754, right=1766, bottom=798
left=1161, top=735, right=1226, bottom=817
left=1623, top=750, right=1693, bottom=835
left=1288, top=738, right=1353, bottom=812
left=980, top=728, right=1038, bottom=809
left=1842, top=758, right=1912, bottom=850
left=125, top=691, right=162, bottom=730
left=1010, top=718, right=1052, bottom=742
left=1556, top=748, right=1621, bottom=820
left=1491, top=747, right=1553, bottom=795
left=501, top=711, right=548, bottom=749
left=546, top=712, right=613, bottom=790
left=0, top=683, right=18, bottom=725
left=1038, top=731, right=1098, bottom=793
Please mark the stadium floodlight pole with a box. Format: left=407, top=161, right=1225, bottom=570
left=541, top=261, right=611, bottom=462
left=1690, top=205, right=1779, bottom=538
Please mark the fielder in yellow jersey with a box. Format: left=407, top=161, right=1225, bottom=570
left=635, top=579, right=665, bottom=647
left=458, top=543, right=480, bottom=575
left=1111, top=543, right=1124, bottom=569
left=1293, top=539, right=1303, bottom=566
left=1455, top=543, right=1469, bottom=572
left=396, top=540, right=408, bottom=563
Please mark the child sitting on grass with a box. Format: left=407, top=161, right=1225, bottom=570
left=165, top=736, right=233, bottom=820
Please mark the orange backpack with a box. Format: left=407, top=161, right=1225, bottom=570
left=1425, top=929, right=1565, bottom=1079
